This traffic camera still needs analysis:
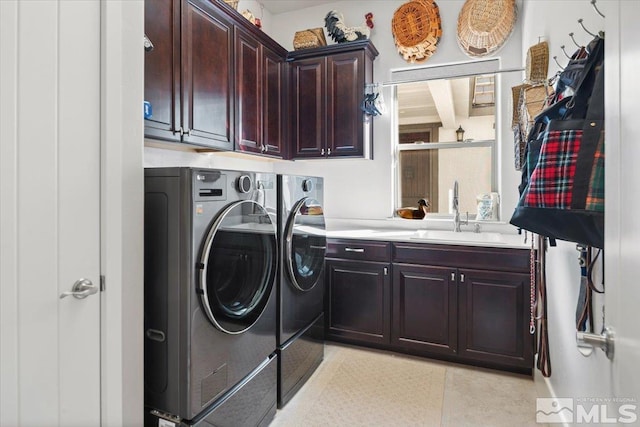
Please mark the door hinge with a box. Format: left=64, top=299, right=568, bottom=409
left=100, top=275, right=105, bottom=292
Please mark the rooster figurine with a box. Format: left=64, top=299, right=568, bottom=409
left=396, top=199, right=430, bottom=220
left=324, top=11, right=374, bottom=43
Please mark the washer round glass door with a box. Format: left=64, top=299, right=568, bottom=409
left=285, top=197, right=326, bottom=292
left=198, top=200, right=277, bottom=334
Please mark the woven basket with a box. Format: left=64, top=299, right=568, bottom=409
left=511, top=83, right=529, bottom=128
left=457, top=0, right=517, bottom=57
left=526, top=41, right=549, bottom=83
left=392, top=0, right=442, bottom=63
left=223, top=0, right=238, bottom=10
left=293, top=28, right=327, bottom=50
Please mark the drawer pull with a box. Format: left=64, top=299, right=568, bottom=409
left=451, top=272, right=455, bottom=281
left=344, top=247, right=365, bottom=253
left=460, top=273, right=465, bottom=282
left=310, top=245, right=327, bottom=250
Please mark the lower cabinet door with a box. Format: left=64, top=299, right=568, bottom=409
left=458, top=269, right=533, bottom=368
left=325, top=259, right=390, bottom=346
left=392, top=264, right=458, bottom=356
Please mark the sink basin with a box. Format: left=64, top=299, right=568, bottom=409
left=411, top=229, right=507, bottom=245
left=327, top=229, right=416, bottom=238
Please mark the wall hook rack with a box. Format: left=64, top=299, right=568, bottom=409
left=578, top=18, right=597, bottom=38
left=553, top=56, right=565, bottom=71
left=560, top=45, right=572, bottom=59
left=591, top=0, right=605, bottom=18
left=569, top=32, right=581, bottom=48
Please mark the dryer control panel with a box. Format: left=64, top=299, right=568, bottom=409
left=194, top=171, right=227, bottom=202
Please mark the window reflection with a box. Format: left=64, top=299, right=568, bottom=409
left=396, top=73, right=496, bottom=217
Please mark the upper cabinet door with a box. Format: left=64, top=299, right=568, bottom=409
left=181, top=0, right=234, bottom=150
left=144, top=0, right=181, bottom=142
left=291, top=57, right=326, bottom=158
left=327, top=51, right=365, bottom=157
left=235, top=27, right=262, bottom=154
left=262, top=46, right=284, bottom=157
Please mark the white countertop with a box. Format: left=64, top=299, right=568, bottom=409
left=324, top=218, right=532, bottom=249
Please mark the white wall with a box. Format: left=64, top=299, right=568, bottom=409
left=521, top=0, right=611, bottom=411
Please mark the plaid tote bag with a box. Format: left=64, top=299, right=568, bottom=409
left=511, top=36, right=604, bottom=248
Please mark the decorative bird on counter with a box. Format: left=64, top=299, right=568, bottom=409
left=324, top=11, right=374, bottom=44
left=396, top=199, right=430, bottom=219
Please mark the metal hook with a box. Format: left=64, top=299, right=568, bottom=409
left=553, top=56, right=565, bottom=71
left=560, top=45, right=572, bottom=59
left=578, top=18, right=597, bottom=38
left=591, top=0, right=605, bottom=18
left=569, top=32, right=581, bottom=48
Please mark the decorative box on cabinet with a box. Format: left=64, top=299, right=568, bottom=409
left=288, top=40, right=378, bottom=159
left=325, top=240, right=391, bottom=346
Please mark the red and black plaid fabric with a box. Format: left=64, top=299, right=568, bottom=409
left=586, top=132, right=605, bottom=212
left=524, top=129, right=582, bottom=208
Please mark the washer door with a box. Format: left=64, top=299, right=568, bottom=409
left=198, top=200, right=277, bottom=334
left=284, top=197, right=326, bottom=292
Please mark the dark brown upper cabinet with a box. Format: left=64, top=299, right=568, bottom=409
left=144, top=0, right=233, bottom=150
left=182, top=0, right=234, bottom=149
left=235, top=27, right=284, bottom=157
left=144, top=0, right=286, bottom=154
left=289, top=40, right=378, bottom=159
left=144, top=0, right=181, bottom=143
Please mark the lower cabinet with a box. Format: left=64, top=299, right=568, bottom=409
left=392, top=264, right=457, bottom=356
left=458, top=268, right=532, bottom=369
left=326, top=238, right=535, bottom=373
left=326, top=259, right=390, bottom=346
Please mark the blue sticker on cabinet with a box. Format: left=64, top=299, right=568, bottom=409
left=144, top=101, right=152, bottom=119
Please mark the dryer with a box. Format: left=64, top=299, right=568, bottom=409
left=144, top=167, right=278, bottom=426
left=276, top=175, right=326, bottom=408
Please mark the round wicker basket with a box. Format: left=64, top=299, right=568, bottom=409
left=392, top=0, right=442, bottom=63
left=457, top=0, right=517, bottom=58
left=526, top=41, right=549, bottom=83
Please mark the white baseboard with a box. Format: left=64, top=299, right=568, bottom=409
left=534, top=357, right=572, bottom=427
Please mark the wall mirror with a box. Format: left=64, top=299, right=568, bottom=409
left=393, top=60, right=499, bottom=220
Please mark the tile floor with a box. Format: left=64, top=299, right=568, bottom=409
left=270, top=343, right=542, bottom=427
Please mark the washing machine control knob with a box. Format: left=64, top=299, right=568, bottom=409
left=302, top=179, right=314, bottom=193
left=237, top=175, right=252, bottom=193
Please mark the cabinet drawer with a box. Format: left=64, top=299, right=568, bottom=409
left=326, top=239, right=391, bottom=262
left=392, top=243, right=530, bottom=273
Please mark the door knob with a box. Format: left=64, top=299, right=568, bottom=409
left=60, top=278, right=98, bottom=299
left=576, top=326, right=615, bottom=360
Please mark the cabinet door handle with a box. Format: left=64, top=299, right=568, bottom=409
left=460, top=273, right=465, bottom=282
left=327, top=148, right=332, bottom=156
left=344, top=247, right=365, bottom=253
left=451, top=272, right=456, bottom=281
left=321, top=148, right=325, bottom=156
left=383, top=267, right=388, bottom=276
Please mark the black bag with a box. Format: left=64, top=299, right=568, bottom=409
left=510, top=36, right=605, bottom=248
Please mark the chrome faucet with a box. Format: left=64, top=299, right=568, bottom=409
left=452, top=180, right=468, bottom=232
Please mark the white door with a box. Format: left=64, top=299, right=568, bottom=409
left=0, top=1, right=102, bottom=426
left=606, top=0, right=640, bottom=415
